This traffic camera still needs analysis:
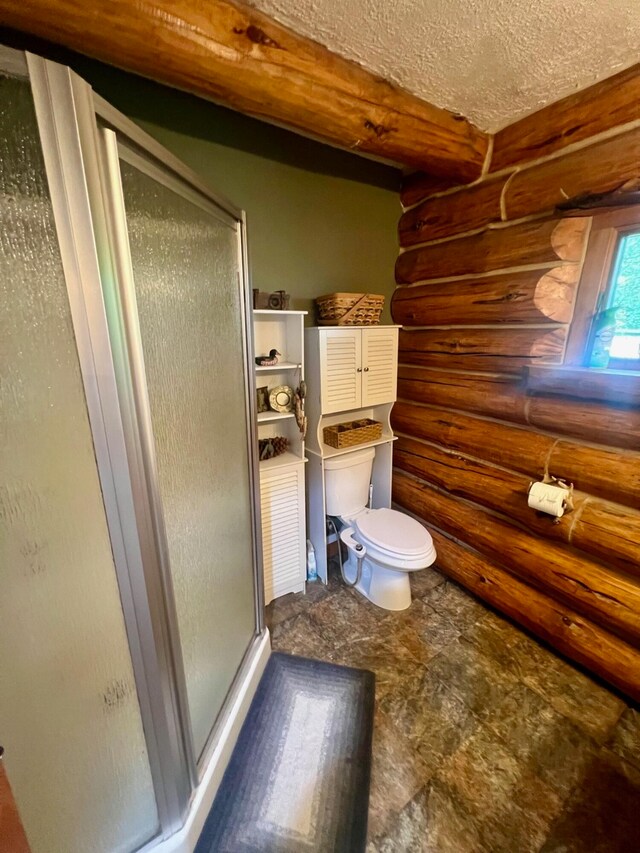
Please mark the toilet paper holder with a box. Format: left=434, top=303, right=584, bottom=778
left=527, top=475, right=574, bottom=520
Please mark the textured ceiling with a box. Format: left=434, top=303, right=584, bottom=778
left=248, top=0, right=640, bottom=132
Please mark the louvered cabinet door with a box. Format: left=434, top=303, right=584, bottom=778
left=361, top=327, right=398, bottom=406
left=319, top=328, right=362, bottom=414
left=260, top=465, right=306, bottom=604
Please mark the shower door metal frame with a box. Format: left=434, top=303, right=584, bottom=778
left=96, top=124, right=265, bottom=777
left=92, top=81, right=267, bottom=784
left=25, top=50, right=265, bottom=846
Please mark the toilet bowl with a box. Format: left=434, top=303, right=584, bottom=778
left=325, top=447, right=437, bottom=610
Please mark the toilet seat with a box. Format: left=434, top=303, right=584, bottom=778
left=352, top=508, right=436, bottom=571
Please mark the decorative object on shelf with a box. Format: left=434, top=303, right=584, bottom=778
left=315, top=292, right=384, bottom=326
left=294, top=381, right=307, bottom=438
left=323, top=418, right=383, bottom=449
left=269, top=385, right=294, bottom=413
left=258, top=436, right=289, bottom=460
left=256, top=385, right=270, bottom=413
left=253, top=289, right=291, bottom=310
left=255, top=348, right=281, bottom=366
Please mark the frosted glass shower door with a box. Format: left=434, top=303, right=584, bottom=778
left=113, top=149, right=258, bottom=762
left=0, top=68, right=159, bottom=853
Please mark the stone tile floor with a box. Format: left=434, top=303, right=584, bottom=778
left=265, top=562, right=640, bottom=852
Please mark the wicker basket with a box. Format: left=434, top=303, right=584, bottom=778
left=323, top=419, right=383, bottom=449
left=315, top=292, right=384, bottom=326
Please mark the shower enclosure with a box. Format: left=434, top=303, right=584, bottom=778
left=0, top=47, right=265, bottom=852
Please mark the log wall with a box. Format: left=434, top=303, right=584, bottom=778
left=392, top=82, right=640, bottom=700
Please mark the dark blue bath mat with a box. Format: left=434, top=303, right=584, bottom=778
left=195, top=652, right=375, bottom=853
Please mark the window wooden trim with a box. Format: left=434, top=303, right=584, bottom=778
left=565, top=206, right=640, bottom=369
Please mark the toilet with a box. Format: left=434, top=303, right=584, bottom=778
left=324, top=446, right=437, bottom=610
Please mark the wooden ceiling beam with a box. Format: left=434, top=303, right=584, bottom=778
left=0, top=0, right=489, bottom=182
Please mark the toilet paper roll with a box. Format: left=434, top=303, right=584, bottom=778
left=528, top=481, right=568, bottom=518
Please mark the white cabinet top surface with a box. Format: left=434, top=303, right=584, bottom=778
left=253, top=309, right=308, bottom=315
left=309, top=324, right=401, bottom=330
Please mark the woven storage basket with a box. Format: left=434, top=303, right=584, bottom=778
left=315, top=292, right=384, bottom=326
left=323, top=419, right=383, bottom=449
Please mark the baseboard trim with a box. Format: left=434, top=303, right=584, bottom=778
left=156, top=630, right=271, bottom=853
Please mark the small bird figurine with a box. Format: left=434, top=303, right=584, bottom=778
left=255, top=349, right=281, bottom=366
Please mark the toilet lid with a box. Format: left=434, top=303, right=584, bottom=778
left=355, top=508, right=433, bottom=556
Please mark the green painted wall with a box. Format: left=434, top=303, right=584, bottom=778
left=72, top=60, right=402, bottom=323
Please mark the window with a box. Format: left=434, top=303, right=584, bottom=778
left=565, top=207, right=640, bottom=371
left=606, top=231, right=640, bottom=364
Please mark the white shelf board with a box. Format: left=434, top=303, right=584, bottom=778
left=255, top=362, right=301, bottom=372
left=308, top=434, right=397, bottom=460
left=253, top=309, right=308, bottom=315
left=259, top=452, right=308, bottom=471
left=257, top=411, right=295, bottom=423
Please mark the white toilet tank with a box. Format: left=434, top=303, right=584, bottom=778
left=324, top=446, right=376, bottom=518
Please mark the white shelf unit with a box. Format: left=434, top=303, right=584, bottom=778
left=305, top=325, right=401, bottom=584
left=253, top=310, right=308, bottom=604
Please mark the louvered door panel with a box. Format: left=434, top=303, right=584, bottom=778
left=260, top=465, right=306, bottom=604
left=362, top=327, right=398, bottom=406
left=319, top=328, right=362, bottom=413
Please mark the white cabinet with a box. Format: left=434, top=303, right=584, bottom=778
left=304, top=324, right=400, bottom=584
left=253, top=309, right=307, bottom=604
left=318, top=327, right=398, bottom=414
left=361, top=326, right=399, bottom=407
left=260, top=465, right=306, bottom=603
left=319, top=327, right=362, bottom=412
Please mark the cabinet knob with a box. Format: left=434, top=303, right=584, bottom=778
left=357, top=367, right=362, bottom=373
left=364, top=367, right=370, bottom=372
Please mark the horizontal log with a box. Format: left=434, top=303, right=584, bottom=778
left=398, top=365, right=528, bottom=419
left=391, top=267, right=578, bottom=326
left=398, top=327, right=566, bottom=374
left=426, top=529, right=640, bottom=703
left=491, top=63, right=640, bottom=172
left=526, top=366, right=640, bottom=408
left=391, top=400, right=640, bottom=507
left=392, top=471, right=640, bottom=644
left=392, top=401, right=555, bottom=474
left=573, top=500, right=640, bottom=581
left=0, top=0, right=489, bottom=180
left=504, top=126, right=640, bottom=221
left=394, top=435, right=640, bottom=578
left=400, top=171, right=461, bottom=208
left=550, top=439, right=640, bottom=510
left=398, top=175, right=505, bottom=245
left=528, top=394, right=640, bottom=451
left=396, top=366, right=640, bottom=450
left=395, top=218, right=588, bottom=284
